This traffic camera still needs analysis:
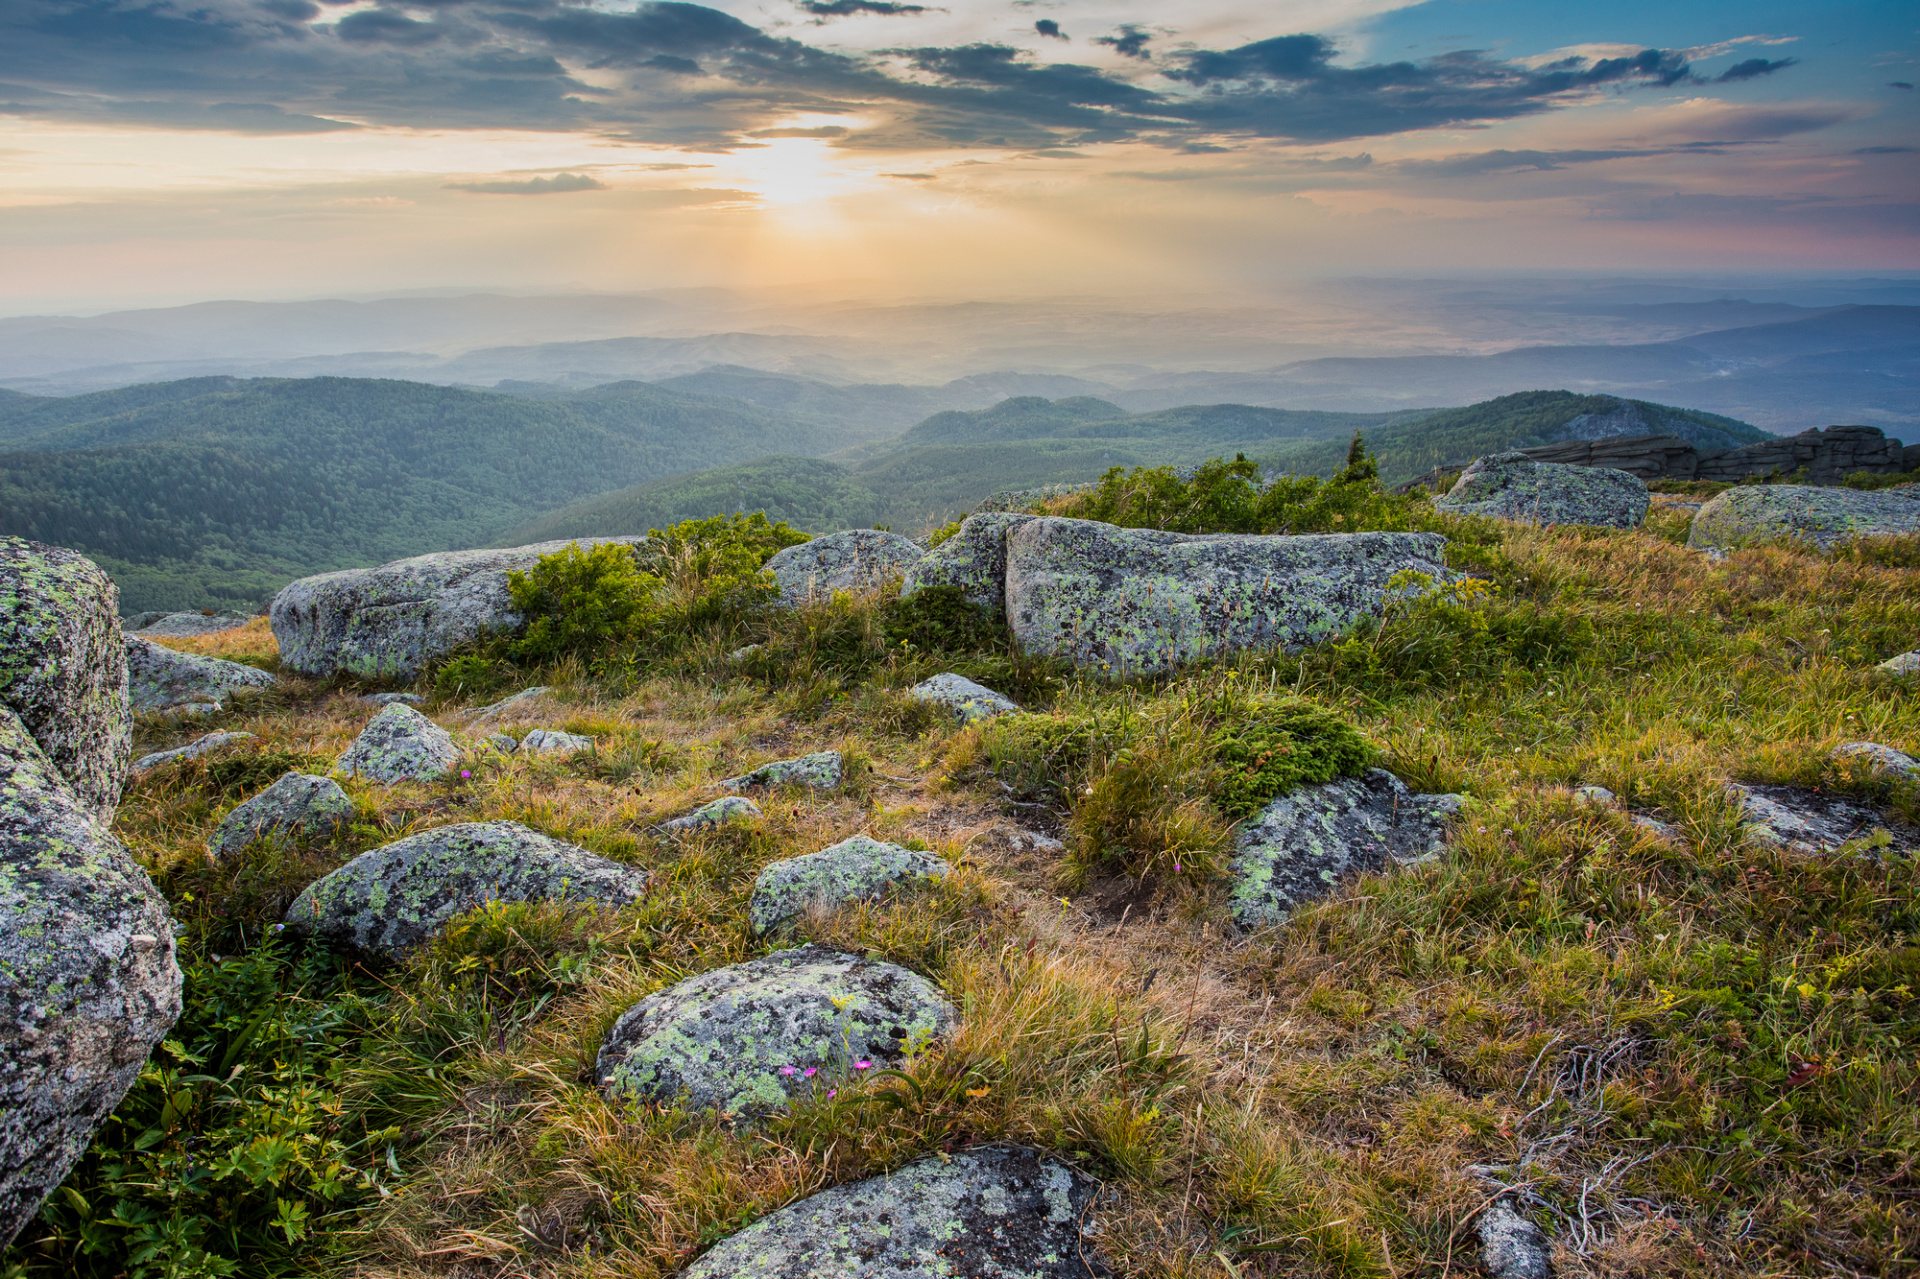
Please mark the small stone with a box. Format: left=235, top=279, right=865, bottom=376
left=1630, top=813, right=1688, bottom=846
left=719, top=750, right=844, bottom=792
left=130, top=731, right=256, bottom=775
left=126, top=635, right=277, bottom=713
left=1572, top=785, right=1616, bottom=805
left=206, top=772, right=355, bottom=861
left=728, top=644, right=762, bottom=662
left=658, top=796, right=762, bottom=832
left=482, top=733, right=518, bottom=753
left=359, top=692, right=424, bottom=706
left=1880, top=651, right=1920, bottom=675
left=519, top=728, right=594, bottom=754
left=910, top=673, right=1020, bottom=725
left=1478, top=1199, right=1552, bottom=1279
left=1833, top=741, right=1920, bottom=781
left=747, top=834, right=950, bottom=934
left=333, top=704, right=462, bottom=784
left=468, top=686, right=551, bottom=720
left=763, top=529, right=925, bottom=607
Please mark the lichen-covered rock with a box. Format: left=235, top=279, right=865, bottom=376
left=282, top=820, right=648, bottom=955
left=1435, top=452, right=1649, bottom=528
left=520, top=728, right=593, bottom=754
left=1881, top=650, right=1920, bottom=675
left=1005, top=518, right=1450, bottom=677
left=126, top=635, right=277, bottom=713
left=748, top=835, right=950, bottom=934
left=901, top=513, right=1034, bottom=612
left=764, top=530, right=924, bottom=607
left=1689, top=484, right=1920, bottom=552
left=1478, top=1199, right=1552, bottom=1279
left=1728, top=782, right=1910, bottom=853
left=130, top=731, right=256, bottom=775
left=0, top=706, right=181, bottom=1248
left=1230, top=769, right=1463, bottom=930
left=0, top=538, right=131, bottom=823
left=658, top=796, right=762, bottom=832
left=469, top=686, right=551, bottom=720
left=126, top=610, right=252, bottom=638
left=333, top=704, right=462, bottom=784
left=680, top=1146, right=1104, bottom=1279
left=597, top=945, right=952, bottom=1119
left=360, top=692, right=424, bottom=706
left=206, top=772, right=355, bottom=861
left=1833, top=741, right=1919, bottom=781
left=911, top=673, right=1019, bottom=725
left=720, top=750, right=844, bottom=792
left=270, top=540, right=645, bottom=680
left=482, top=733, right=518, bottom=753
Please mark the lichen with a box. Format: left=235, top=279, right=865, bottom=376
left=206, top=772, right=355, bottom=861
left=910, top=674, right=1019, bottom=725
left=332, top=704, right=462, bottom=784
left=747, top=835, right=950, bottom=935
left=720, top=750, right=845, bottom=793
left=1689, top=483, right=1920, bottom=551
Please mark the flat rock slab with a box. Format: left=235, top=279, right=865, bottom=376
left=1689, top=484, right=1920, bottom=552
left=765, top=530, right=925, bottom=607
left=207, top=772, right=355, bottom=861
left=1231, top=768, right=1463, bottom=930
left=658, top=796, right=762, bottom=832
left=911, top=674, right=1019, bottom=725
left=749, top=835, right=950, bottom=935
left=1435, top=452, right=1649, bottom=528
left=597, top=945, right=953, bottom=1119
left=130, top=731, right=256, bottom=775
left=333, top=704, right=462, bottom=784
left=126, top=610, right=253, bottom=638
left=1728, top=783, right=1918, bottom=854
left=680, top=1146, right=1105, bottom=1279
left=1005, top=517, right=1450, bottom=677
left=721, top=750, right=844, bottom=792
left=1833, top=741, right=1919, bottom=782
left=126, top=635, right=277, bottom=713
left=902, top=513, right=1034, bottom=612
left=520, top=728, right=594, bottom=754
left=0, top=706, right=182, bottom=1248
left=283, top=820, right=649, bottom=956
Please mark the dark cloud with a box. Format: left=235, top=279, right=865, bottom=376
left=1034, top=20, right=1065, bottom=41
left=447, top=172, right=606, bottom=194
left=1094, top=25, right=1150, bottom=60
left=1853, top=145, right=1915, bottom=154
left=1891, top=81, right=1914, bottom=90
left=747, top=124, right=849, bottom=137
left=799, top=1, right=930, bottom=17
left=1716, top=57, right=1796, bottom=82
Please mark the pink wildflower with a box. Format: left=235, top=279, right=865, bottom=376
left=853, top=1060, right=872, bottom=1070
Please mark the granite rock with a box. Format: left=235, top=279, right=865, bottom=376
left=764, top=530, right=924, bottom=607
left=720, top=751, right=844, bottom=792
left=910, top=673, right=1020, bottom=725
left=658, top=796, right=762, bottom=832
left=1434, top=452, right=1649, bottom=528
left=130, top=731, right=256, bottom=775
left=748, top=835, right=950, bottom=934
left=333, top=704, right=462, bottom=784
left=519, top=728, right=594, bottom=755
left=126, top=635, right=277, bottom=714
left=1479, top=1199, right=1552, bottom=1279
left=900, top=513, right=1034, bottom=612
left=1881, top=651, right=1920, bottom=675
left=1689, top=484, right=1920, bottom=552
left=206, top=772, right=355, bottom=861
left=1727, top=783, right=1902, bottom=853
left=1833, top=741, right=1919, bottom=781
left=126, top=610, right=253, bottom=638
left=469, top=686, right=551, bottom=720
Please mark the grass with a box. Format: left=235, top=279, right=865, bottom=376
left=9, top=512, right=1920, bottom=1279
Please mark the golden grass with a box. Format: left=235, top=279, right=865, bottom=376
left=143, top=614, right=280, bottom=661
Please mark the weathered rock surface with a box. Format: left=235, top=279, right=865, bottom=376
left=748, top=835, right=950, bottom=934
left=283, top=820, right=648, bottom=955
left=679, top=1146, right=1104, bottom=1279
left=901, top=513, right=1034, bottom=612
left=1434, top=452, right=1649, bottom=528
left=333, top=704, right=462, bottom=784
left=207, top=772, right=355, bottom=861
left=911, top=673, right=1020, bottom=725
left=658, top=796, right=762, bottom=832
left=597, top=945, right=952, bottom=1119
left=125, top=610, right=252, bottom=638
left=519, top=728, right=594, bottom=754
left=1727, top=782, right=1911, bottom=853
left=130, top=731, right=256, bottom=774
left=764, top=530, right=924, bottom=606
left=1881, top=651, right=1920, bottom=675
left=721, top=750, right=844, bottom=792
left=1230, top=769, right=1463, bottom=930
left=481, top=733, right=518, bottom=753
left=1478, top=1199, right=1552, bottom=1279
left=126, top=635, right=277, bottom=714
left=0, top=538, right=131, bottom=822
left=469, top=686, right=551, bottom=719
left=270, top=539, right=645, bottom=680
left=360, top=692, right=424, bottom=706
left=1833, top=741, right=1920, bottom=781
left=1688, top=484, right=1920, bottom=551
left=1005, top=517, right=1450, bottom=677
left=0, top=706, right=182, bottom=1248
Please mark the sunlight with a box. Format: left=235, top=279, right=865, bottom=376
left=722, top=137, right=870, bottom=209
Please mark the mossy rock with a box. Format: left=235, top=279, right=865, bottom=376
left=332, top=704, right=462, bottom=785
left=901, top=512, right=1033, bottom=612
left=1434, top=452, right=1650, bottom=528
left=658, top=796, right=762, bottom=832
left=206, top=772, right=355, bottom=861
left=126, top=635, right=277, bottom=713
left=764, top=530, right=924, bottom=607
left=747, top=835, right=949, bottom=935
left=1689, top=483, right=1920, bottom=551
left=720, top=750, right=844, bottom=793
left=910, top=673, right=1019, bottom=725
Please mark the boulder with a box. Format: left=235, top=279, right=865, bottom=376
left=658, top=796, right=762, bottom=832
left=1478, top=1199, right=1552, bottom=1279
left=1833, top=741, right=1919, bottom=782
left=1004, top=517, right=1450, bottom=677
left=125, top=610, right=252, bottom=638
left=720, top=750, right=844, bottom=792
left=1727, top=782, right=1909, bottom=853
left=130, top=731, right=256, bottom=775
left=1433, top=452, right=1649, bottom=528
left=0, top=538, right=131, bottom=822
left=1230, top=769, right=1463, bottom=930
left=910, top=673, right=1020, bottom=725
left=901, top=513, right=1034, bottom=611
left=359, top=692, right=424, bottom=706
left=333, top=704, right=462, bottom=784
left=1881, top=651, right=1920, bottom=675
left=270, top=539, right=645, bottom=680
left=748, top=834, right=950, bottom=935
left=1689, top=484, right=1920, bottom=552
left=596, top=945, right=952, bottom=1119
left=763, top=530, right=924, bottom=607
left=469, top=686, right=551, bottom=720
left=519, top=728, right=593, bottom=754
left=126, top=635, right=278, bottom=714
left=0, top=707, right=182, bottom=1248
left=283, top=820, right=649, bottom=956
left=679, top=1146, right=1104, bottom=1279
left=206, top=772, right=355, bottom=861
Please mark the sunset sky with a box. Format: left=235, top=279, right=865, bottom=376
left=2, top=0, right=1915, bottom=311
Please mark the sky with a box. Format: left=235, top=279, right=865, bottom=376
left=1, top=0, right=1915, bottom=312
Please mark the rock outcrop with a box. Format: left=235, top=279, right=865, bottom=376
left=1434, top=453, right=1649, bottom=528
left=1728, top=783, right=1912, bottom=853
left=658, top=796, right=762, bottom=832
left=126, top=635, right=277, bottom=714
left=1688, top=484, right=1920, bottom=551
left=332, top=704, right=462, bottom=784
left=597, top=945, right=952, bottom=1119
left=125, top=610, right=252, bottom=638
left=748, top=835, right=950, bottom=934
left=270, top=539, right=645, bottom=680
left=1004, top=518, right=1450, bottom=677
left=206, top=772, right=355, bottom=861
left=763, top=530, right=924, bottom=606
left=901, top=513, right=1034, bottom=612
left=910, top=673, right=1020, bottom=725
left=720, top=750, right=845, bottom=792
left=283, top=820, right=649, bottom=956
left=131, top=731, right=255, bottom=774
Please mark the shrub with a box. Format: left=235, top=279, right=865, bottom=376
left=507, top=541, right=661, bottom=664
left=1208, top=696, right=1376, bottom=819
left=433, top=653, right=512, bottom=700
left=881, top=585, right=1002, bottom=655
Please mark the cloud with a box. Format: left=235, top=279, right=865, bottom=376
left=447, top=173, right=607, bottom=195
left=1395, top=147, right=1687, bottom=178
left=1716, top=57, right=1796, bottom=82
left=883, top=171, right=935, bottom=178
left=1094, top=26, right=1151, bottom=61
left=1853, top=145, right=1914, bottom=154
left=747, top=125, right=850, bottom=137
left=798, top=1, right=930, bottom=18
left=1034, top=20, right=1066, bottom=41
left=1892, top=82, right=1915, bottom=90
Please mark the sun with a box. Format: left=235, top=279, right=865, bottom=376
left=722, top=135, right=869, bottom=208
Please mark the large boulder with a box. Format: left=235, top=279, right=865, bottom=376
left=597, top=945, right=953, bottom=1119
left=206, top=772, right=355, bottom=861
left=1004, top=518, right=1450, bottom=677
left=911, top=673, right=1019, bottom=725
left=269, top=538, right=645, bottom=680
left=901, top=512, right=1034, bottom=611
left=283, top=820, right=649, bottom=956
left=0, top=538, right=131, bottom=823
left=1434, top=452, right=1649, bottom=528
left=748, top=835, right=951, bottom=935
left=333, top=704, right=462, bottom=784
left=126, top=635, right=277, bottom=714
left=1230, top=769, right=1463, bottom=930
left=0, top=707, right=182, bottom=1248
left=679, top=1146, right=1104, bottom=1279
left=1689, top=484, right=1920, bottom=552
left=763, top=530, right=924, bottom=607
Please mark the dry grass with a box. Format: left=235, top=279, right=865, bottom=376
left=143, top=614, right=280, bottom=661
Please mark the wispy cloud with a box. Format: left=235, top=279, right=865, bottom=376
left=446, top=173, right=607, bottom=195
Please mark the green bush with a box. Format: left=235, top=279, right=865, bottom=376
left=507, top=541, right=662, bottom=664
left=433, top=653, right=513, bottom=700
left=1208, top=697, right=1376, bottom=819
left=1312, top=569, right=1592, bottom=689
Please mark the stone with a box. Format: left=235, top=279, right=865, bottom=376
left=0, top=706, right=182, bottom=1248
left=519, top=728, right=594, bottom=755
left=282, top=820, right=649, bottom=956
left=910, top=673, right=1020, bottom=725
left=720, top=750, right=845, bottom=792
left=469, top=686, right=551, bottom=719
left=901, top=513, right=1035, bottom=612
left=126, top=635, right=277, bottom=713
left=1004, top=517, right=1450, bottom=678
left=360, top=692, right=424, bottom=706
left=482, top=733, right=518, bottom=753
left=1478, top=1199, right=1552, bottom=1279
left=975, top=483, right=1092, bottom=512
left=1513, top=424, right=1908, bottom=485
left=658, top=796, right=762, bottom=832
left=1833, top=742, right=1920, bottom=781
left=125, top=610, right=253, bottom=638
left=1727, top=783, right=1910, bottom=854
left=130, top=731, right=256, bottom=775
left=597, top=945, right=953, bottom=1119
left=1230, top=769, right=1463, bottom=930
left=763, top=529, right=925, bottom=606
left=0, top=538, right=132, bottom=823
left=1689, top=484, right=1920, bottom=552
left=1572, top=785, right=1616, bottom=805
left=748, top=835, right=951, bottom=935
left=270, top=539, right=645, bottom=681
left=1630, top=814, right=1688, bottom=846
left=206, top=772, right=356, bottom=861
left=679, top=1146, right=1104, bottom=1279
left=1434, top=452, right=1649, bottom=528
left=333, top=704, right=462, bottom=784
left=1880, top=651, right=1920, bottom=675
